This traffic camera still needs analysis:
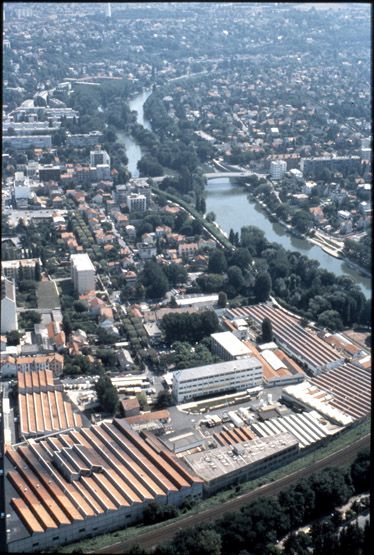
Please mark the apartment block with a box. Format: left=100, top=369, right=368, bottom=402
left=71, top=253, right=96, bottom=295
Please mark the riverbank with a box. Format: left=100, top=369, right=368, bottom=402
left=205, top=177, right=371, bottom=297
left=341, top=256, right=371, bottom=279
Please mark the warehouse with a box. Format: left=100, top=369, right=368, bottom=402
left=183, top=433, right=299, bottom=495
left=250, top=410, right=339, bottom=450
left=4, top=418, right=203, bottom=553
left=282, top=381, right=354, bottom=426
left=173, top=358, right=263, bottom=403
left=228, top=304, right=344, bottom=374
left=17, top=369, right=83, bottom=439
left=311, top=362, right=371, bottom=420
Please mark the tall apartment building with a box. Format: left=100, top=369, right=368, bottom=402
left=173, top=358, right=263, bottom=403
left=90, top=145, right=111, bottom=168
left=270, top=160, right=287, bottom=180
left=70, top=253, right=96, bottom=295
left=1, top=259, right=41, bottom=282
left=1, top=276, right=18, bottom=333
left=211, top=331, right=252, bottom=361
left=127, top=192, right=147, bottom=212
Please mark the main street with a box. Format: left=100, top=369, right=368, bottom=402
left=94, top=433, right=370, bottom=554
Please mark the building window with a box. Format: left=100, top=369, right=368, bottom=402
left=79, top=528, right=86, bottom=533
left=53, top=536, right=59, bottom=541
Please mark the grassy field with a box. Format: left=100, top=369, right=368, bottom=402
left=58, top=418, right=370, bottom=553
left=37, top=280, right=61, bottom=308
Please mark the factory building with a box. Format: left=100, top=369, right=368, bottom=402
left=210, top=331, right=252, bottom=361
left=228, top=304, right=344, bottom=374
left=17, top=369, right=83, bottom=439
left=173, top=358, right=263, bottom=404
left=4, top=418, right=203, bottom=553
left=183, top=432, right=299, bottom=495
left=250, top=410, right=339, bottom=450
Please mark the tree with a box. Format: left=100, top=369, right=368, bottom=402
left=171, top=528, right=222, bottom=555
left=218, top=291, right=228, bottom=308
left=6, top=330, right=22, bottom=346
left=161, top=310, right=219, bottom=345
left=141, top=261, right=169, bottom=299
left=254, top=272, right=272, bottom=302
left=241, top=226, right=268, bottom=256
left=95, top=375, right=119, bottom=414
left=227, top=265, right=244, bottom=290
left=34, top=261, right=42, bottom=281
left=143, top=502, right=178, bottom=525
left=261, top=317, right=273, bottom=343
left=291, top=210, right=313, bottom=234
left=164, top=263, right=188, bottom=286
left=317, top=309, right=344, bottom=331
left=62, top=315, right=73, bottom=336
left=154, top=389, right=173, bottom=409
left=206, top=211, right=216, bottom=223
left=208, top=250, right=227, bottom=274
left=137, top=392, right=148, bottom=411
left=350, top=449, right=370, bottom=493
left=73, top=300, right=87, bottom=313
left=197, top=273, right=225, bottom=293
left=283, top=532, right=311, bottom=555
left=19, top=310, right=42, bottom=331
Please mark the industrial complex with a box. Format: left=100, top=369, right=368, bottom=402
left=1, top=302, right=371, bottom=552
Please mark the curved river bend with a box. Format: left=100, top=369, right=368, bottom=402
left=121, top=91, right=371, bottom=298
left=116, top=89, right=152, bottom=178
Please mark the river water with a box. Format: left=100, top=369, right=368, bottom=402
left=121, top=91, right=371, bottom=298
left=116, top=89, right=152, bottom=177
left=205, top=177, right=371, bottom=297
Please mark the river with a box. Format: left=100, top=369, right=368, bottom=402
left=116, top=89, right=152, bottom=177
left=205, top=177, right=371, bottom=297
left=120, top=90, right=371, bottom=298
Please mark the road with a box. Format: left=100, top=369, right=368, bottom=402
left=94, top=433, right=370, bottom=554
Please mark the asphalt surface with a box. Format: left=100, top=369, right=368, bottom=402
left=94, top=433, right=370, bottom=554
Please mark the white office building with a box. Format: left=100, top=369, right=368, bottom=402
left=1, top=276, right=18, bottom=333
left=70, top=253, right=96, bottom=295
left=211, top=331, right=252, bottom=361
left=173, top=358, right=263, bottom=403
left=127, top=192, right=147, bottom=212
left=90, top=146, right=110, bottom=168
left=270, top=160, right=287, bottom=180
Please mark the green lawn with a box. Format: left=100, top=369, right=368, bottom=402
left=37, top=280, right=61, bottom=309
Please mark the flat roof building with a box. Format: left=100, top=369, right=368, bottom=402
left=71, top=253, right=95, bottom=295
left=173, top=358, right=263, bottom=404
left=183, top=432, right=299, bottom=495
left=211, top=331, right=252, bottom=361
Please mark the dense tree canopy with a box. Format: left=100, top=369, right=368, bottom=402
left=161, top=310, right=219, bottom=344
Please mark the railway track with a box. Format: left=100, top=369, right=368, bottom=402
left=95, top=433, right=370, bottom=554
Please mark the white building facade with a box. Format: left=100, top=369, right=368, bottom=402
left=71, top=253, right=96, bottom=295
left=173, top=358, right=263, bottom=403
left=211, top=331, right=252, bottom=361
left=127, top=192, right=147, bottom=212
left=1, top=277, right=18, bottom=333
left=270, top=160, right=287, bottom=180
